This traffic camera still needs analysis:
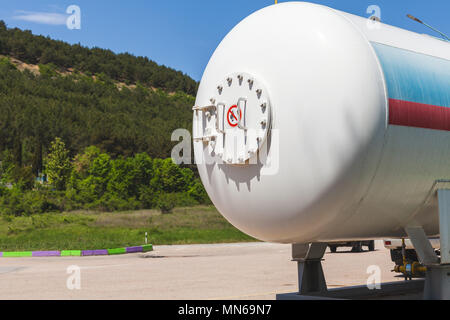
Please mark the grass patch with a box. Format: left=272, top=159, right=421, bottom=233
left=0, top=206, right=257, bottom=251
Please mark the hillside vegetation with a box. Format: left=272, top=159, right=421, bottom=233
left=0, top=206, right=255, bottom=251
left=0, top=20, right=199, bottom=175
left=0, top=21, right=256, bottom=251
left=0, top=21, right=198, bottom=94
left=0, top=23, right=209, bottom=217
left=0, top=57, right=195, bottom=174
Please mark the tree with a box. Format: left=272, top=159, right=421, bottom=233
left=73, top=146, right=101, bottom=178
left=45, top=137, right=72, bottom=191
left=152, top=158, right=186, bottom=193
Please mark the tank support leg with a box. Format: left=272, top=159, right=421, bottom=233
left=406, top=189, right=450, bottom=300
left=292, top=243, right=328, bottom=295
left=437, top=189, right=450, bottom=265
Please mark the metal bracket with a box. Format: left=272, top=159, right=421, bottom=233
left=409, top=183, right=450, bottom=265
left=192, top=105, right=216, bottom=112
left=405, top=227, right=439, bottom=266
left=405, top=187, right=450, bottom=299
left=236, top=98, right=248, bottom=131
left=215, top=103, right=226, bottom=134
left=292, top=243, right=328, bottom=295
left=438, top=189, right=450, bottom=264
left=192, top=104, right=218, bottom=142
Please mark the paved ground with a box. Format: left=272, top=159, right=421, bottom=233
left=0, top=240, right=403, bottom=300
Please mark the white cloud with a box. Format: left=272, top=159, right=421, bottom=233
left=12, top=11, right=67, bottom=26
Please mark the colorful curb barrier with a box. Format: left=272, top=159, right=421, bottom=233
left=0, top=244, right=153, bottom=258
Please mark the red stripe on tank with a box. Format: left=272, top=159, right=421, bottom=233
left=389, top=98, right=450, bottom=131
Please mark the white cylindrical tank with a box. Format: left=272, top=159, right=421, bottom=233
left=193, top=2, right=450, bottom=244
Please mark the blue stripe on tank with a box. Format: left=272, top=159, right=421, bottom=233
left=371, top=42, right=450, bottom=108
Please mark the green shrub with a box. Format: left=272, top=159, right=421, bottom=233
left=38, top=63, right=58, bottom=78
left=171, top=192, right=198, bottom=207
left=0, top=144, right=209, bottom=215
left=95, top=194, right=140, bottom=212
left=156, top=193, right=176, bottom=214
left=138, top=186, right=157, bottom=209
left=0, top=187, right=26, bottom=216
left=188, top=181, right=210, bottom=204
left=0, top=184, right=7, bottom=197
left=0, top=57, right=16, bottom=70
left=2, top=165, right=35, bottom=191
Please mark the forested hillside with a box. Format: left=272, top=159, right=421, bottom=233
left=0, top=21, right=199, bottom=173
left=0, top=23, right=207, bottom=216
left=0, top=21, right=198, bottom=94
left=0, top=57, right=194, bottom=173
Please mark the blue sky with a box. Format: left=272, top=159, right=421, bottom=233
left=0, top=0, right=449, bottom=81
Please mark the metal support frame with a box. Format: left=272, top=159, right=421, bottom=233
left=277, top=280, right=424, bottom=300
left=292, top=243, right=328, bottom=295
left=404, top=227, right=439, bottom=266
left=438, top=189, right=450, bottom=264
left=279, top=242, right=425, bottom=300
left=405, top=188, right=450, bottom=300
left=279, top=185, right=450, bottom=300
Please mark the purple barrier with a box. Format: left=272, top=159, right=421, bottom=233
left=81, top=250, right=93, bottom=256
left=0, top=245, right=151, bottom=258
left=93, top=249, right=109, bottom=256
left=32, top=251, right=61, bottom=257
left=82, top=249, right=108, bottom=256
left=126, top=246, right=143, bottom=253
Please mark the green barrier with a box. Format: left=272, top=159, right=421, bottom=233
left=142, top=244, right=153, bottom=252
left=3, top=251, right=32, bottom=257
left=61, top=250, right=81, bottom=257
left=107, top=248, right=126, bottom=255
left=0, top=245, right=152, bottom=258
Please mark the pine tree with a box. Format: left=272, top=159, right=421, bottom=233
left=45, top=137, right=72, bottom=191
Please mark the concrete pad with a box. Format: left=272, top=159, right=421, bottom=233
left=0, top=240, right=402, bottom=300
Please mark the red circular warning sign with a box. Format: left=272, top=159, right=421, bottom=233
left=227, top=105, right=242, bottom=127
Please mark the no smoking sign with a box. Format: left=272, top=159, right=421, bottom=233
left=227, top=105, right=242, bottom=128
